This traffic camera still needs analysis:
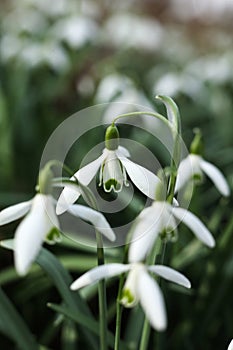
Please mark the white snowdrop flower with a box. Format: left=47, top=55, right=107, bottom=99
left=175, top=153, right=230, bottom=196
left=0, top=193, right=59, bottom=276
left=56, top=124, right=161, bottom=215
left=0, top=193, right=116, bottom=275
left=70, top=262, right=191, bottom=331
left=175, top=130, right=230, bottom=197
left=0, top=162, right=116, bottom=274
left=51, top=16, right=98, bottom=49
left=128, top=199, right=215, bottom=264
left=228, top=339, right=233, bottom=350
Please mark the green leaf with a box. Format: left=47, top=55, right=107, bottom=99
left=0, top=287, right=38, bottom=350
left=47, top=303, right=127, bottom=349
left=156, top=95, right=181, bottom=132
left=36, top=248, right=98, bottom=350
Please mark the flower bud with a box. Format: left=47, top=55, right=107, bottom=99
left=105, top=124, right=119, bottom=150
left=190, top=128, right=204, bottom=155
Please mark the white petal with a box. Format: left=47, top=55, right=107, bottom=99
left=56, top=186, right=81, bottom=215
left=128, top=206, right=161, bottom=263
left=175, top=156, right=194, bottom=193
left=228, top=339, right=233, bottom=350
left=76, top=152, right=106, bottom=185
left=56, top=153, right=105, bottom=215
left=0, top=239, right=14, bottom=250
left=120, top=157, right=161, bottom=199
left=116, top=145, right=130, bottom=158
left=67, top=204, right=116, bottom=241
left=200, top=159, right=230, bottom=197
left=0, top=201, right=31, bottom=225
left=137, top=269, right=167, bottom=331
left=14, top=194, right=56, bottom=275
left=70, top=263, right=130, bottom=290
left=173, top=207, right=215, bottom=248
left=102, top=151, right=124, bottom=192
left=148, top=265, right=191, bottom=288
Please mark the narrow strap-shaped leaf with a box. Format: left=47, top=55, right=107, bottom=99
left=156, top=95, right=181, bottom=133
left=0, top=287, right=38, bottom=350
left=36, top=248, right=98, bottom=349
left=47, top=303, right=127, bottom=349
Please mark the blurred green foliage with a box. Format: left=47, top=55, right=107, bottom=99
left=0, top=0, right=232, bottom=349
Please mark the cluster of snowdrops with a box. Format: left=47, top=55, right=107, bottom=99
left=0, top=96, right=230, bottom=349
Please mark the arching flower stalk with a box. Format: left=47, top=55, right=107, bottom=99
left=56, top=123, right=161, bottom=215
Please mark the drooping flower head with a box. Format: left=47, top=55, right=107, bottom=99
left=175, top=129, right=230, bottom=196
left=70, top=261, right=191, bottom=331
left=0, top=163, right=116, bottom=275
left=0, top=164, right=60, bottom=275
left=56, top=123, right=161, bottom=214
left=128, top=181, right=215, bottom=264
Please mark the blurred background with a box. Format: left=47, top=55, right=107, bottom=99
left=0, top=0, right=233, bottom=349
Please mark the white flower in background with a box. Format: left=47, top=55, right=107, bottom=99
left=175, top=153, right=230, bottom=196
left=51, top=16, right=98, bottom=49
left=56, top=124, right=161, bottom=215
left=128, top=199, right=215, bottom=263
left=70, top=262, right=191, bottom=331
left=228, top=339, right=233, bottom=350
left=0, top=194, right=116, bottom=275
left=103, top=14, right=163, bottom=51
left=0, top=193, right=59, bottom=275
left=95, top=73, right=158, bottom=129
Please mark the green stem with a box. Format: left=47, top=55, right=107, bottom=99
left=167, top=124, right=181, bottom=204
left=113, top=111, right=171, bottom=128
left=74, top=182, right=108, bottom=350
left=114, top=242, right=129, bottom=350
left=96, top=231, right=108, bottom=350
left=114, top=275, right=125, bottom=350
left=42, top=160, right=76, bottom=178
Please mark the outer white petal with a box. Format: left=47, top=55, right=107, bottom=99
left=128, top=206, right=161, bottom=263
left=0, top=201, right=32, bottom=225
left=148, top=265, right=191, bottom=289
left=56, top=153, right=106, bottom=215
left=172, top=207, right=215, bottom=248
left=56, top=186, right=81, bottom=215
left=70, top=263, right=130, bottom=290
left=137, top=269, right=167, bottom=331
left=228, top=339, right=233, bottom=350
left=76, top=152, right=106, bottom=185
left=200, top=159, right=230, bottom=197
left=175, top=155, right=193, bottom=193
left=116, top=145, right=130, bottom=158
left=119, top=156, right=161, bottom=199
left=14, top=194, right=56, bottom=275
left=67, top=204, right=116, bottom=241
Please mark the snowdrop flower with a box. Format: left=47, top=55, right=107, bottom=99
left=0, top=165, right=115, bottom=275
left=70, top=262, right=191, bottom=331
left=56, top=124, right=161, bottom=214
left=0, top=193, right=59, bottom=275
left=175, top=130, right=230, bottom=196
left=128, top=197, right=215, bottom=264
left=228, top=339, right=233, bottom=350
left=175, top=153, right=230, bottom=196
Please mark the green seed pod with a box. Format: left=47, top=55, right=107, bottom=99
left=190, top=128, right=204, bottom=155
left=37, top=165, right=53, bottom=195
left=105, top=124, right=119, bottom=150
